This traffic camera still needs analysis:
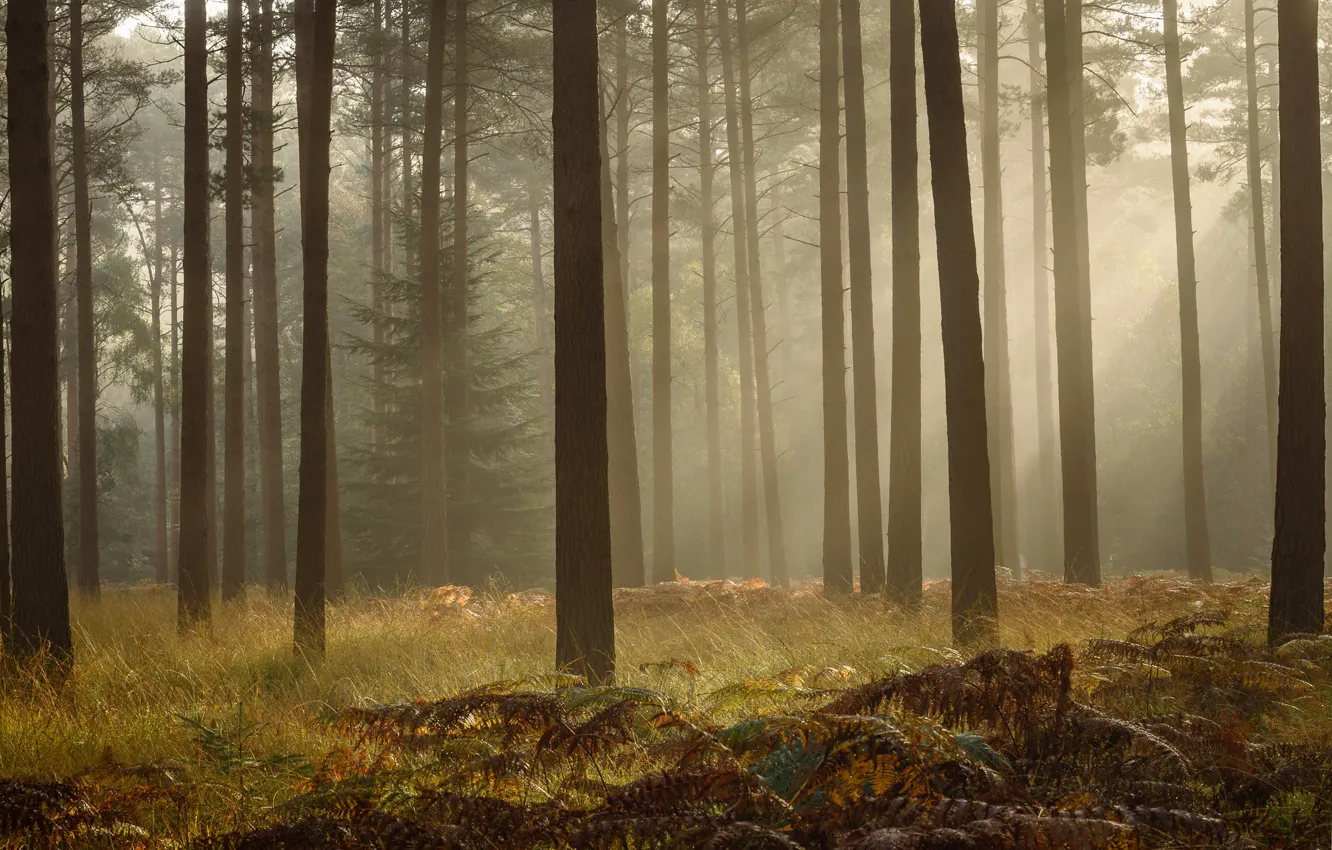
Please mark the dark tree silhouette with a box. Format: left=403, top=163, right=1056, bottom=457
left=886, top=0, right=921, bottom=605
left=553, top=0, right=615, bottom=684
left=1244, top=0, right=1277, bottom=489
left=1267, top=0, right=1323, bottom=645
left=919, top=0, right=998, bottom=646
left=650, top=0, right=675, bottom=584
left=222, top=0, right=247, bottom=601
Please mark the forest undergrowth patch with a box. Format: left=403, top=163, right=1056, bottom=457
left=0, top=575, right=1330, bottom=847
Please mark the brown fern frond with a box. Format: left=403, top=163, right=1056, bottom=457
left=1128, top=611, right=1227, bottom=644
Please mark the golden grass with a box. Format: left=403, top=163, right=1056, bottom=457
left=0, top=572, right=1277, bottom=782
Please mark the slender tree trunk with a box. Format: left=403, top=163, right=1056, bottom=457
left=718, top=0, right=759, bottom=580
left=252, top=0, right=285, bottom=595
left=179, top=0, right=214, bottom=628
left=418, top=0, right=449, bottom=585
left=6, top=0, right=70, bottom=663
left=1163, top=0, right=1211, bottom=584
left=370, top=0, right=386, bottom=449
left=650, top=0, right=674, bottom=583
left=169, top=242, right=180, bottom=583
left=840, top=0, right=883, bottom=592
left=448, top=0, right=472, bottom=582
left=1268, top=0, right=1323, bottom=645
left=71, top=0, right=99, bottom=597
left=1026, top=0, right=1058, bottom=576
left=152, top=157, right=169, bottom=585
left=615, top=3, right=631, bottom=292
left=0, top=298, right=10, bottom=640
left=919, top=0, right=998, bottom=647
left=886, top=0, right=921, bottom=604
left=602, top=72, right=646, bottom=590
left=980, top=0, right=1019, bottom=577
left=532, top=168, right=553, bottom=457
left=553, top=0, right=615, bottom=685
left=292, top=0, right=336, bottom=658
left=1064, top=0, right=1100, bottom=584
left=1245, top=0, right=1277, bottom=490
left=222, top=0, right=247, bottom=600
left=697, top=0, right=725, bottom=579
left=400, top=2, right=414, bottom=268
left=819, top=0, right=852, bottom=593
left=1045, top=0, right=1098, bottom=586
left=736, top=0, right=788, bottom=587
left=325, top=342, right=344, bottom=600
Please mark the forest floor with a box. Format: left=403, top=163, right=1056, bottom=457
left=0, top=574, right=1329, bottom=848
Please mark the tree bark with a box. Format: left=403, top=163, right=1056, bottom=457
left=169, top=241, right=180, bottom=583
left=1163, top=0, right=1212, bottom=584
left=71, top=0, right=99, bottom=597
left=602, top=66, right=646, bottom=591
left=819, top=0, right=852, bottom=594
left=980, top=0, right=1019, bottom=577
left=6, top=0, right=70, bottom=663
left=448, top=0, right=472, bottom=582
left=400, top=0, right=414, bottom=268
left=292, top=0, right=336, bottom=657
left=1245, top=0, right=1277, bottom=491
left=919, top=0, right=998, bottom=647
left=179, top=0, right=214, bottom=628
left=252, top=0, right=286, bottom=595
left=718, top=0, right=759, bottom=580
left=418, top=0, right=449, bottom=585
left=0, top=297, right=10, bottom=641
left=1267, top=0, right=1323, bottom=645
left=1026, top=0, right=1058, bottom=576
left=370, top=0, right=386, bottom=449
left=554, top=0, right=615, bottom=685
left=736, top=0, right=788, bottom=587
left=325, top=342, right=344, bottom=600
left=615, top=3, right=631, bottom=293
left=886, top=0, right=921, bottom=605
left=840, top=0, right=883, bottom=593
left=222, top=0, right=247, bottom=600
left=152, top=155, right=169, bottom=585
left=650, top=0, right=674, bottom=584
left=1045, top=0, right=1098, bottom=586
left=697, top=0, right=725, bottom=580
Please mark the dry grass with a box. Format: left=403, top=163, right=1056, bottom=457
left=0, top=572, right=1278, bottom=779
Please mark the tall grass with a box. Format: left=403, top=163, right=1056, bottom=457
left=0, top=573, right=1274, bottom=779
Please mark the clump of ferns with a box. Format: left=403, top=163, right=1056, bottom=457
left=0, top=777, right=181, bottom=849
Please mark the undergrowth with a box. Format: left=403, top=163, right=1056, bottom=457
left=0, top=575, right=1329, bottom=847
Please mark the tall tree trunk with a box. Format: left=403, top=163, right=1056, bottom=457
left=650, top=0, right=674, bottom=583
left=615, top=3, right=631, bottom=292
left=718, top=0, right=759, bottom=580
left=71, top=0, right=99, bottom=597
left=840, top=0, right=882, bottom=592
left=179, top=0, right=214, bottom=628
left=819, top=0, right=852, bottom=594
left=1026, top=0, right=1058, bottom=576
left=6, top=0, right=70, bottom=663
left=602, top=68, right=646, bottom=590
left=0, top=298, right=10, bottom=641
left=292, top=0, right=336, bottom=657
left=1045, top=0, right=1098, bottom=586
left=886, top=0, right=921, bottom=604
left=325, top=342, right=344, bottom=600
left=919, top=0, right=998, bottom=647
left=449, top=0, right=472, bottom=582
left=736, top=0, right=788, bottom=587
left=980, top=0, right=1019, bottom=577
left=532, top=167, right=553, bottom=457
left=418, top=0, right=449, bottom=585
left=1064, top=0, right=1100, bottom=584
left=400, top=0, right=414, bottom=268
left=553, top=0, right=615, bottom=685
left=1163, top=0, right=1212, bottom=584
left=152, top=156, right=169, bottom=584
left=222, top=0, right=247, bottom=601
left=370, top=0, right=386, bottom=449
left=252, top=0, right=286, bottom=595
left=1245, top=0, right=1277, bottom=490
left=1267, top=0, right=1323, bottom=645
left=169, top=241, right=180, bottom=583
left=696, top=0, right=725, bottom=579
